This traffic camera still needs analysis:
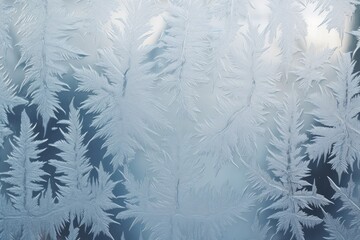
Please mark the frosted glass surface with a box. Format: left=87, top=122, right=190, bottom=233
left=0, top=0, right=360, bottom=239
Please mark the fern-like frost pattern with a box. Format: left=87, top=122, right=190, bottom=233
left=0, top=0, right=360, bottom=239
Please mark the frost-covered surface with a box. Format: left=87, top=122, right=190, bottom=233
left=0, top=0, right=360, bottom=239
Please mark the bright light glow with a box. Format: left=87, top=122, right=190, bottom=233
left=111, top=2, right=350, bottom=50
left=143, top=15, right=166, bottom=46
left=303, top=3, right=344, bottom=49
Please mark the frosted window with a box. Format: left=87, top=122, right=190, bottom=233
left=0, top=0, right=359, bottom=239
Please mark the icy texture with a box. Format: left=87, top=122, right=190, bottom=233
left=0, top=0, right=359, bottom=239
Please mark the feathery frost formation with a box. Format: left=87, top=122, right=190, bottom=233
left=0, top=0, right=360, bottom=239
